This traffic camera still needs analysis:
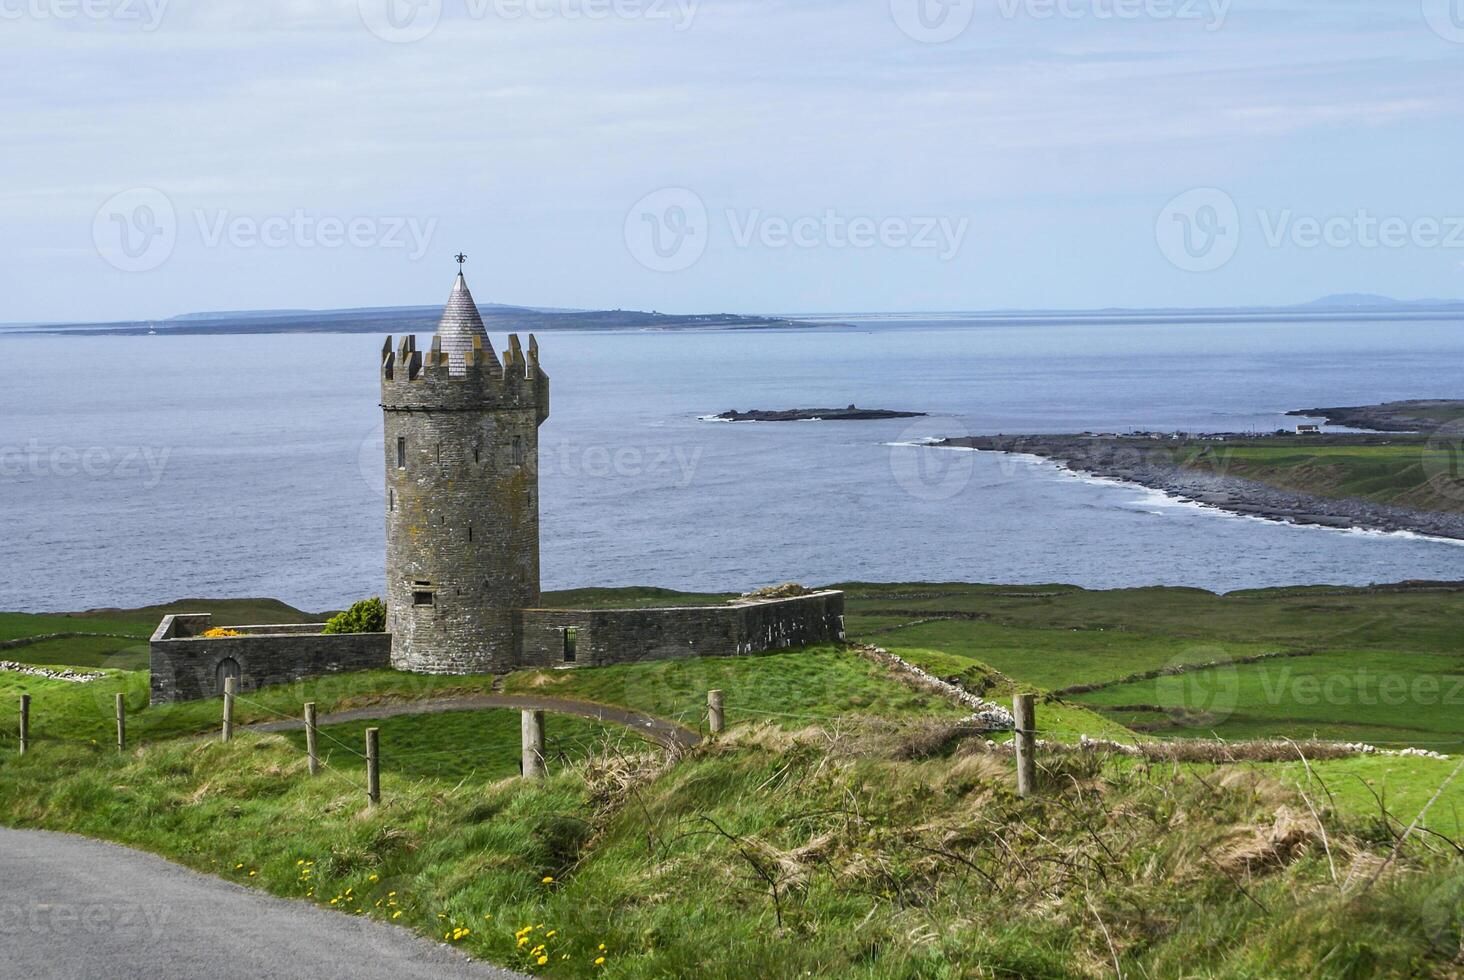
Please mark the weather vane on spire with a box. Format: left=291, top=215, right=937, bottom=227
left=454, top=252, right=468, bottom=269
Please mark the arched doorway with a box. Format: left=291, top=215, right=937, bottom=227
left=215, top=657, right=241, bottom=695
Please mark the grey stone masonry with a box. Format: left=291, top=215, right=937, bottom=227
left=381, top=270, right=549, bottom=676
left=519, top=591, right=846, bottom=669
left=149, top=614, right=390, bottom=704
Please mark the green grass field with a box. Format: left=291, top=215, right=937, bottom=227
left=280, top=710, right=630, bottom=786
left=1072, top=649, right=1464, bottom=752
left=2, top=584, right=1463, bottom=976
left=502, top=646, right=967, bottom=730
left=1169, top=439, right=1464, bottom=514
left=843, top=582, right=1464, bottom=751
left=3, top=716, right=1460, bottom=977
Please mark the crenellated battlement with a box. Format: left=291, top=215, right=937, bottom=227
left=380, top=331, right=549, bottom=420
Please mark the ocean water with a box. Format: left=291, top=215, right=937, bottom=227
left=3, top=316, right=1463, bottom=612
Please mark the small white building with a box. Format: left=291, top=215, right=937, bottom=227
left=1296, top=424, right=1322, bottom=435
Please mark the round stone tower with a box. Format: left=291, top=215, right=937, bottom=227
left=380, top=268, right=549, bottom=673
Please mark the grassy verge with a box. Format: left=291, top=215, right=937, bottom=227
left=280, top=709, right=634, bottom=786
left=502, top=646, right=966, bottom=731
left=1, top=720, right=1459, bottom=978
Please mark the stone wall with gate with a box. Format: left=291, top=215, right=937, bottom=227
left=149, top=614, right=391, bottom=704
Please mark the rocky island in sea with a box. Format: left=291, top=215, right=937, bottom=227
left=709, top=405, right=926, bottom=422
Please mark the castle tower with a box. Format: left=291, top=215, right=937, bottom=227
left=380, top=266, right=550, bottom=673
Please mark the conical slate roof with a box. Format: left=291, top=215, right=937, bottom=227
left=436, top=272, right=491, bottom=376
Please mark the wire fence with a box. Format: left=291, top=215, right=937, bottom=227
left=4, top=658, right=1459, bottom=815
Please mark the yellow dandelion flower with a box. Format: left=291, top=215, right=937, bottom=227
left=545, top=930, right=557, bottom=939
left=541, top=876, right=555, bottom=884
left=537, top=956, right=548, bottom=966
left=595, top=957, right=606, bottom=967
left=369, top=874, right=379, bottom=883
left=392, top=911, right=402, bottom=919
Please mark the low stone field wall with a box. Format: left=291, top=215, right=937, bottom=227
left=149, top=614, right=391, bottom=704
left=519, top=590, right=846, bottom=670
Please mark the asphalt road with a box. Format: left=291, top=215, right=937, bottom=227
left=0, top=828, right=525, bottom=980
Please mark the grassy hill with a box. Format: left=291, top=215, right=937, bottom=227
left=1, top=585, right=1462, bottom=977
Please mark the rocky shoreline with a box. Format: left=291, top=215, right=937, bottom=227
left=942, top=435, right=1464, bottom=541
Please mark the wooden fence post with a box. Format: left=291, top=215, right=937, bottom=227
left=365, top=727, right=380, bottom=805
left=18, top=694, right=30, bottom=756
left=115, top=693, right=126, bottom=753
left=708, top=690, right=725, bottom=735
left=1013, top=694, right=1037, bottom=798
left=221, top=677, right=237, bottom=743
left=521, top=710, right=546, bottom=779
left=304, top=702, right=319, bottom=777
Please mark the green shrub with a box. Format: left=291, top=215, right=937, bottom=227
left=323, top=597, right=386, bottom=635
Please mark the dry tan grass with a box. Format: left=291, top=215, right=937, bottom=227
left=1215, top=805, right=1326, bottom=876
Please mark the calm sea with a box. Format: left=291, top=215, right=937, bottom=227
left=4, top=316, right=1463, bottom=612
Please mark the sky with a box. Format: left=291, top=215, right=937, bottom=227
left=3, top=0, right=1464, bottom=322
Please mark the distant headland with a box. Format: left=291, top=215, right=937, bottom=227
left=709, top=406, right=927, bottom=423
left=1286, top=399, right=1464, bottom=433
left=941, top=401, right=1464, bottom=541
left=12, top=292, right=1464, bottom=337
left=12, top=304, right=842, bottom=337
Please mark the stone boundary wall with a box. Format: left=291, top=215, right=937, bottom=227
left=518, top=591, right=846, bottom=670
left=149, top=614, right=391, bottom=704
